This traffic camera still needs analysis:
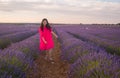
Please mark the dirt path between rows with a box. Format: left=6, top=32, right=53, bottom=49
left=27, top=36, right=70, bottom=78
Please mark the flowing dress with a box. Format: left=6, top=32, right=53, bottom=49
left=39, top=26, right=54, bottom=51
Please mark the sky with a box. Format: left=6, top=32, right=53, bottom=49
left=0, top=0, right=120, bottom=24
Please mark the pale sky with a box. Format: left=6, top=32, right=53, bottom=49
left=0, top=0, right=120, bottom=24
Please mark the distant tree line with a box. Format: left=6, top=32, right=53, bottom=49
left=117, top=23, right=120, bottom=25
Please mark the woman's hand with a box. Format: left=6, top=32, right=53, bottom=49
left=44, top=41, right=47, bottom=44
left=42, top=37, right=47, bottom=44
left=51, top=31, right=58, bottom=39
left=56, top=35, right=58, bottom=39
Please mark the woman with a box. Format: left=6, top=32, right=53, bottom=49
left=39, top=18, right=58, bottom=63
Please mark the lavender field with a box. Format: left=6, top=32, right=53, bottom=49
left=55, top=24, right=120, bottom=78
left=0, top=23, right=120, bottom=78
left=0, top=23, right=40, bottom=78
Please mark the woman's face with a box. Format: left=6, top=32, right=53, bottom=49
left=43, top=20, right=47, bottom=26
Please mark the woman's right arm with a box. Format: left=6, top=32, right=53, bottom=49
left=51, top=31, right=58, bottom=38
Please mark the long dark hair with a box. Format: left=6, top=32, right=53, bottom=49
left=40, top=18, right=51, bottom=31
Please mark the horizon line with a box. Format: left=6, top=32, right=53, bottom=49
left=0, top=22, right=119, bottom=25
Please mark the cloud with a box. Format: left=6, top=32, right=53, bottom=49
left=0, top=0, right=120, bottom=23
left=0, top=0, right=119, bottom=13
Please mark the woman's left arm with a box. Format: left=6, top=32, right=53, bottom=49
left=51, top=31, right=58, bottom=38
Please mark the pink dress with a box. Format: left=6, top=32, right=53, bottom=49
left=39, top=26, right=54, bottom=51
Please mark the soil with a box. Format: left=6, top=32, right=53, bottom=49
left=27, top=35, right=70, bottom=78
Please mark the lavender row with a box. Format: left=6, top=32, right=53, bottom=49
left=70, top=52, right=120, bottom=78
left=0, top=23, right=39, bottom=33
left=65, top=25, right=120, bottom=43
left=0, top=30, right=37, bottom=49
left=55, top=28, right=106, bottom=63
left=0, top=33, right=40, bottom=78
left=0, top=23, right=40, bottom=37
left=55, top=27, right=120, bottom=78
left=0, top=24, right=29, bottom=36
left=67, top=31, right=120, bottom=55
left=0, top=29, right=30, bottom=37
left=58, top=24, right=120, bottom=41
left=57, top=25, right=120, bottom=55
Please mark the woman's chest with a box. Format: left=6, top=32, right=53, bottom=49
left=43, top=29, right=51, bottom=35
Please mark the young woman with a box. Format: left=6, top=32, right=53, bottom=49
left=39, top=18, right=58, bottom=63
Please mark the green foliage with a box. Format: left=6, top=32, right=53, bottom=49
left=20, top=47, right=30, bottom=55
left=0, top=39, right=11, bottom=49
